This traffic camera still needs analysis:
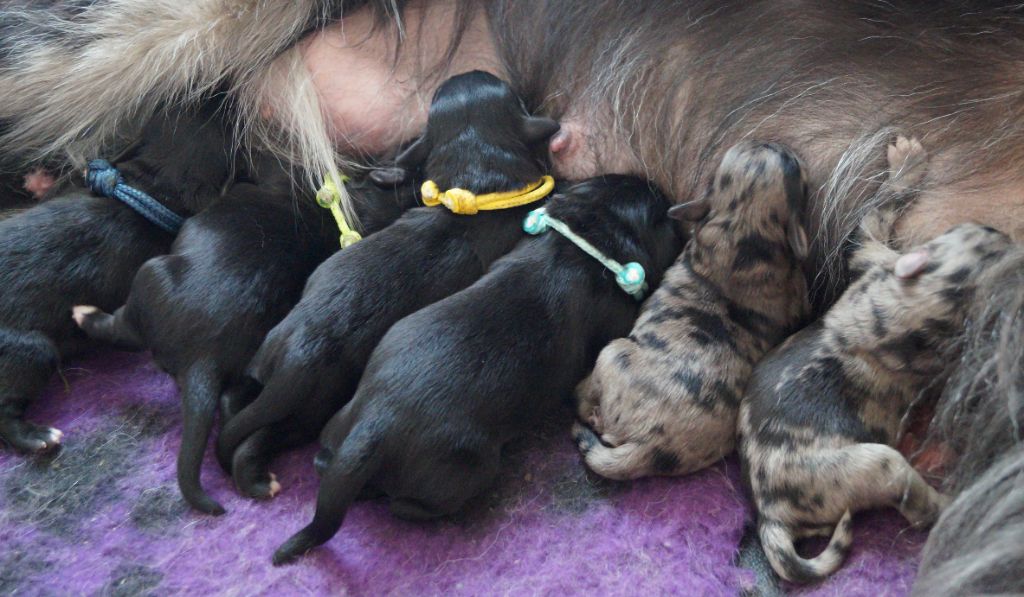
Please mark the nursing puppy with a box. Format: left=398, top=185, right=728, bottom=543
left=738, top=167, right=1013, bottom=582
left=215, top=70, right=559, bottom=498
left=0, top=106, right=234, bottom=453
left=69, top=156, right=336, bottom=514
left=573, top=142, right=811, bottom=480
left=273, top=175, right=682, bottom=564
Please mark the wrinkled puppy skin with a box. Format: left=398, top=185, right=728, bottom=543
left=0, top=103, right=235, bottom=454
left=71, top=156, right=351, bottom=515
left=216, top=70, right=560, bottom=499
left=573, top=141, right=811, bottom=480
left=273, top=175, right=683, bottom=564
left=738, top=139, right=1017, bottom=584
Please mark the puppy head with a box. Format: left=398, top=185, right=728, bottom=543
left=372, top=71, right=559, bottom=194
left=671, top=142, right=810, bottom=273
left=116, top=100, right=238, bottom=214
left=547, top=175, right=685, bottom=291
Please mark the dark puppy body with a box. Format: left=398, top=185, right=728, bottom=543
left=215, top=71, right=559, bottom=498
left=0, top=106, right=234, bottom=453
left=274, top=175, right=682, bottom=564
left=71, top=161, right=339, bottom=513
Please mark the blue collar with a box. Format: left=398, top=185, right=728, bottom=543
left=85, top=159, right=185, bottom=234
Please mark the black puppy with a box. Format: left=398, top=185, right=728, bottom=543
left=215, top=70, right=560, bottom=499
left=72, top=158, right=420, bottom=514
left=272, top=175, right=683, bottom=564
left=0, top=105, right=235, bottom=453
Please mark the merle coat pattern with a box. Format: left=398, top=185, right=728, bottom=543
left=273, top=175, right=683, bottom=564
left=214, top=71, right=559, bottom=499
left=573, top=142, right=811, bottom=480
left=0, top=106, right=235, bottom=453
left=737, top=141, right=1013, bottom=584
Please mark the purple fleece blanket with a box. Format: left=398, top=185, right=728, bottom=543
left=0, top=350, right=926, bottom=595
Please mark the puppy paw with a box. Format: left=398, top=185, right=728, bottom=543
left=268, top=473, right=282, bottom=498
left=887, top=136, right=928, bottom=188
left=0, top=419, right=63, bottom=454
left=71, top=305, right=99, bottom=327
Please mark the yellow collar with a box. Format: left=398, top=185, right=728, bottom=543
left=420, top=175, right=555, bottom=215
left=316, top=177, right=363, bottom=248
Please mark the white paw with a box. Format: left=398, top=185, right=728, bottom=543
left=268, top=473, right=282, bottom=498
left=71, top=305, right=99, bottom=326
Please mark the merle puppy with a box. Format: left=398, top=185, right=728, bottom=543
left=215, top=70, right=560, bottom=499
left=573, top=141, right=811, bottom=481
left=0, top=105, right=234, bottom=453
left=273, top=175, right=682, bottom=564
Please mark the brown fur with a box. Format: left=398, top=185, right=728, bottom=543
left=572, top=141, right=810, bottom=480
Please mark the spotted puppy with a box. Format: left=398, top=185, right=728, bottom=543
left=272, top=175, right=683, bottom=564
left=738, top=141, right=1010, bottom=583
left=215, top=70, right=559, bottom=499
left=573, top=142, right=811, bottom=480
left=0, top=105, right=235, bottom=453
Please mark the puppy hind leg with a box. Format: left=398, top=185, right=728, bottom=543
left=572, top=422, right=652, bottom=481
left=0, top=329, right=63, bottom=453
left=830, top=443, right=948, bottom=528
left=72, top=305, right=144, bottom=351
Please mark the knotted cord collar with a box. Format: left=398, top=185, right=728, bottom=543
left=421, top=175, right=554, bottom=215
left=523, top=207, right=648, bottom=300
left=317, top=176, right=362, bottom=248
left=85, top=159, right=184, bottom=234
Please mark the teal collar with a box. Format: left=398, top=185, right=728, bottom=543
left=523, top=207, right=647, bottom=300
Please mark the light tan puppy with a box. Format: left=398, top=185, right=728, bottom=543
left=573, top=141, right=811, bottom=480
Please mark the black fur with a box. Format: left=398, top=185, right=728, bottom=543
left=273, top=175, right=683, bottom=564
left=215, top=71, right=560, bottom=498
left=0, top=104, right=235, bottom=453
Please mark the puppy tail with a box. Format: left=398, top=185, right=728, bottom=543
left=72, top=305, right=144, bottom=351
left=273, top=428, right=382, bottom=565
left=759, top=511, right=854, bottom=584
left=176, top=362, right=226, bottom=515
left=571, top=422, right=651, bottom=481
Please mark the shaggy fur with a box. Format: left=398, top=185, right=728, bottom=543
left=573, top=141, right=810, bottom=481
left=70, top=158, right=339, bottom=515
left=273, top=175, right=682, bottom=564
left=0, top=105, right=235, bottom=453
left=215, top=71, right=558, bottom=499
left=2, top=1, right=1024, bottom=589
left=913, top=446, right=1024, bottom=595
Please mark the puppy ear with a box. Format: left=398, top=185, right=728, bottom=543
left=667, top=198, right=710, bottom=222
left=523, top=116, right=561, bottom=144
left=895, top=249, right=931, bottom=279
left=787, top=219, right=810, bottom=261
left=395, top=135, right=431, bottom=169
left=369, top=167, right=409, bottom=187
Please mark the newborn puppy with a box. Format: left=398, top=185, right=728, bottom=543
left=273, top=175, right=683, bottom=564
left=0, top=105, right=235, bottom=453
left=738, top=143, right=1013, bottom=583
left=215, top=70, right=559, bottom=498
left=573, top=142, right=811, bottom=480
left=70, top=155, right=347, bottom=514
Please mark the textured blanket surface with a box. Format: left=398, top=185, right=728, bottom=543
left=0, top=351, right=926, bottom=596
